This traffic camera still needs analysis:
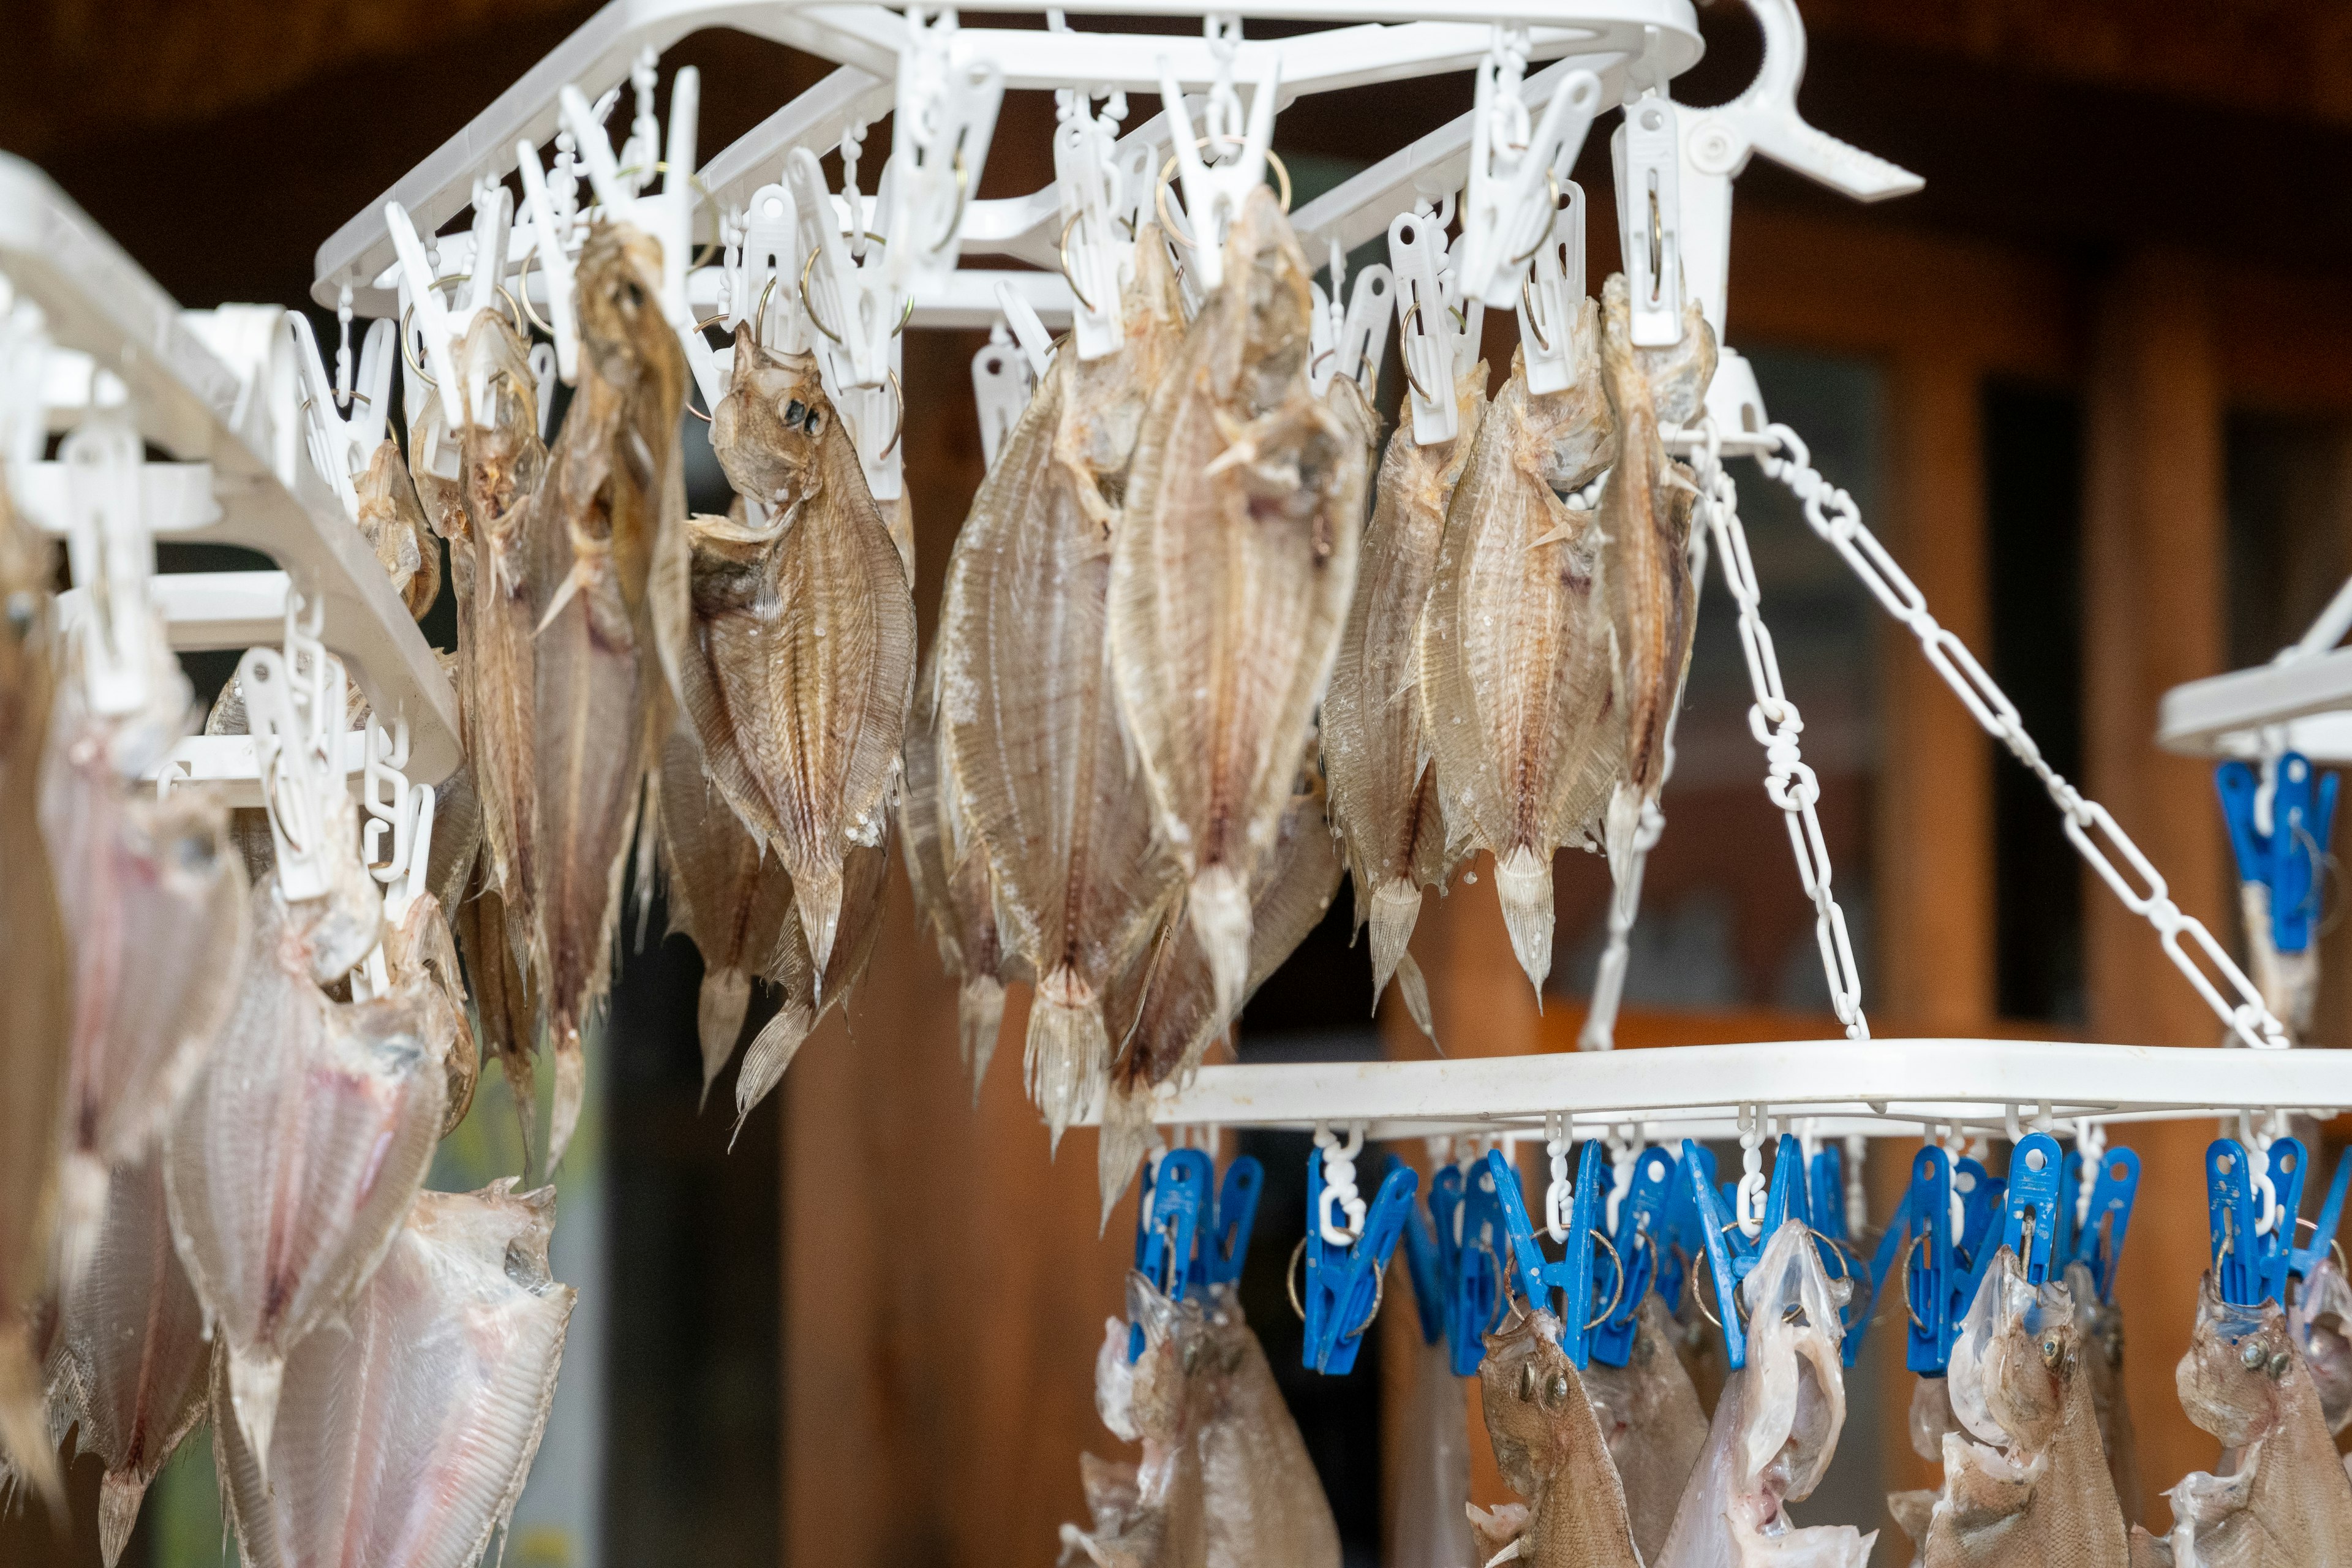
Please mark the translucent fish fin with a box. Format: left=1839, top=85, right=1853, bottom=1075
left=1097, top=1080, right=1159, bottom=1234
left=226, top=1344, right=285, bottom=1481
left=959, top=976, right=1008, bottom=1107
left=548, top=1025, right=584, bottom=1170
left=99, top=1470, right=150, bottom=1568
left=1493, top=845, right=1555, bottom=997
left=732, top=1003, right=813, bottom=1144
left=1027, top=970, right=1111, bottom=1156
left=1186, top=867, right=1253, bottom=1028
left=696, top=968, right=753, bottom=1109
left=0, top=1326, right=61, bottom=1512
left=793, top=861, right=845, bottom=1002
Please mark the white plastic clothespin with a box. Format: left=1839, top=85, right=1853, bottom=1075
left=730, top=181, right=802, bottom=352
left=1455, top=26, right=1602, bottom=309
left=1055, top=92, right=1144, bottom=361
left=883, top=9, right=1003, bottom=305
left=287, top=312, right=395, bottom=518
left=1308, top=241, right=1393, bottom=399
left=0, top=287, right=49, bottom=494
left=517, top=142, right=582, bottom=384
left=56, top=413, right=162, bottom=717
left=1388, top=206, right=1470, bottom=445
left=1610, top=92, right=1684, bottom=350
left=993, top=278, right=1054, bottom=383
left=239, top=601, right=344, bottom=904
left=1517, top=184, right=1588, bottom=396
left=385, top=178, right=515, bottom=430
left=1158, top=17, right=1281, bottom=290
left=971, top=323, right=1034, bottom=469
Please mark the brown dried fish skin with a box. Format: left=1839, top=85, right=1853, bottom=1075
left=1109, top=187, right=1367, bottom=1029
left=164, top=882, right=447, bottom=1468
left=1197, top=1289, right=1339, bottom=1568
left=662, top=328, right=915, bottom=1006
left=216, top=1180, right=575, bottom=1568
left=2068, top=1259, right=2143, bottom=1526
left=40, top=763, right=248, bottom=1280
left=1392, top=1333, right=1475, bottom=1568
left=1476, top=1306, right=1642, bottom=1567
left=900, top=645, right=1009, bottom=1102
left=385, top=892, right=481, bottom=1136
left=657, top=717, right=794, bottom=1101
left=1581, top=1293, right=1709, bottom=1563
left=355, top=435, right=440, bottom=618
left=1418, top=327, right=1620, bottom=995
left=532, top=220, right=688, bottom=1167
left=55, top=1153, right=208, bottom=1567
left=1062, top=1274, right=1211, bottom=1568
left=731, top=837, right=890, bottom=1129
left=1322, top=362, right=1484, bottom=1041
left=452, top=869, right=538, bottom=1167
left=0, top=468, right=69, bottom=1505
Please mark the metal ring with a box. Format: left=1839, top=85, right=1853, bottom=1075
left=929, top=148, right=971, bottom=255
left=1507, top=167, right=1567, bottom=268
left=877, top=369, right=904, bottom=460
left=1473, top=1237, right=1510, bottom=1333
left=1520, top=271, right=1551, bottom=353
left=400, top=274, right=526, bottom=389
left=1286, top=1237, right=1308, bottom=1320
left=1686, top=1245, right=1721, bottom=1329
left=1344, top=1258, right=1387, bottom=1343
left=798, top=235, right=914, bottom=347
left=516, top=246, right=553, bottom=335
left=1899, top=1230, right=1931, bottom=1333
left=1154, top=140, right=1294, bottom=252
left=1057, top=211, right=1101, bottom=317
left=1584, top=1229, right=1626, bottom=1330
left=753, top=276, right=780, bottom=347
left=1395, top=302, right=1435, bottom=404
left=298, top=391, right=372, bottom=416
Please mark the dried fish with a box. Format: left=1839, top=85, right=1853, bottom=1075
left=532, top=221, right=687, bottom=1167
left=52, top=1153, right=208, bottom=1567
left=940, top=232, right=1186, bottom=1147
left=216, top=1180, right=575, bottom=1568
left=731, top=837, right=889, bottom=1128
left=2290, top=1254, right=2352, bottom=1433
left=1584, top=1292, right=1711, bottom=1562
left=2069, top=1260, right=2143, bottom=1528
left=452, top=869, right=538, bottom=1164
left=657, top=714, right=794, bottom=1102
left=355, top=435, right=440, bottom=619
left=658, top=328, right=914, bottom=1019
left=1417, top=325, right=1619, bottom=993
left=1471, top=1305, right=1642, bottom=1568
left=2131, top=1276, right=2352, bottom=1567
left=0, top=468, right=69, bottom=1504
left=1912, top=1250, right=2123, bottom=1568
left=385, top=892, right=480, bottom=1136
left=1060, top=1275, right=1210, bottom=1568
left=1322, top=363, right=1483, bottom=1041
left=1392, top=1332, right=1476, bottom=1568
left=1109, top=187, right=1368, bottom=1028
left=900, top=644, right=1011, bottom=1102
left=1655, top=1220, right=1874, bottom=1567
left=1197, top=1289, right=1340, bottom=1568
left=164, top=881, right=447, bottom=1467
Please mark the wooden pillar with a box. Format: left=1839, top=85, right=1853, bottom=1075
left=2080, top=247, right=2233, bottom=1507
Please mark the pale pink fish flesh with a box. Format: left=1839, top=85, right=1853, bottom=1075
left=164, top=881, right=447, bottom=1468
left=216, top=1180, right=575, bottom=1568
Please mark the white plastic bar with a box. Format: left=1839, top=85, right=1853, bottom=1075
left=56, top=570, right=297, bottom=654
left=2158, top=647, right=2352, bottom=758
left=164, top=729, right=374, bottom=810
left=0, top=155, right=462, bottom=788
left=1087, top=1038, right=2352, bottom=1133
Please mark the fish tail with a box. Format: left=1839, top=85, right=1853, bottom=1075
left=100, top=1469, right=149, bottom=1568
left=56, top=1147, right=110, bottom=1292
left=0, top=1322, right=62, bottom=1514
left=1096, top=1079, right=1158, bottom=1234
left=1368, top=877, right=1427, bottom=1012
left=227, top=1343, right=286, bottom=1481
left=548, top=1022, right=585, bottom=1170
left=793, top=862, right=845, bottom=1001
left=1493, top=845, right=1556, bottom=996
left=1395, top=952, right=1439, bottom=1052
left=959, top=975, right=1008, bottom=1107
left=1186, top=867, right=1254, bottom=1028
left=696, top=968, right=753, bottom=1109
left=1027, top=970, right=1110, bottom=1157
left=733, top=1003, right=813, bottom=1144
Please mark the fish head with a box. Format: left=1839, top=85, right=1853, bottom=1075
left=1511, top=311, right=1618, bottom=497
left=1060, top=225, right=1187, bottom=490
left=2178, top=1272, right=2298, bottom=1447
left=2291, top=1257, right=2352, bottom=1433
left=2062, top=1260, right=2126, bottom=1378
left=575, top=220, right=684, bottom=398
left=1596, top=273, right=1716, bottom=429
left=1948, top=1248, right=2080, bottom=1450
left=709, top=326, right=830, bottom=520
left=1219, top=186, right=1314, bottom=413
left=1120, top=1272, right=1208, bottom=1446
left=1477, top=1306, right=1585, bottom=1495
left=1735, top=1219, right=1849, bottom=1507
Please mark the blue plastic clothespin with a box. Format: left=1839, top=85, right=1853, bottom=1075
left=2208, top=1136, right=2309, bottom=1307
left=1302, top=1152, right=1417, bottom=1374
left=1589, top=1147, right=1677, bottom=1368
left=2218, top=753, right=2339, bottom=956
left=1799, top=1143, right=1876, bottom=1367
left=1450, top=1157, right=1509, bottom=1375
left=1656, top=1144, right=1718, bottom=1313
left=1954, top=1157, right=2005, bottom=1266
left=1676, top=1134, right=1810, bottom=1371
left=1486, top=1143, right=1608, bottom=1368
left=2290, top=1149, right=2352, bottom=1288
left=1191, top=1154, right=1262, bottom=1291
left=1869, top=1145, right=1959, bottom=1373
left=1809, top=1144, right=1848, bottom=1246
left=1129, top=1150, right=1213, bottom=1360
left=2071, top=1146, right=2139, bottom=1303
left=1959, top=1133, right=2064, bottom=1310
left=2052, top=1148, right=2081, bottom=1266
left=1429, top=1164, right=1465, bottom=1299
left=1398, top=1157, right=1449, bottom=1348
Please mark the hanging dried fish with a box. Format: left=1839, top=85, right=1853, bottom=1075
left=657, top=715, right=794, bottom=1102
left=355, top=435, right=439, bottom=619
left=1656, top=1221, right=1874, bottom=1567
left=51, top=1153, right=208, bottom=1567
left=1060, top=1275, right=1212, bottom=1568
left=1391, top=1331, right=1476, bottom=1568
left=1418, top=323, right=1618, bottom=995
left=1197, top=1289, right=1340, bottom=1568
left=2068, top=1260, right=2143, bottom=1528
left=2290, top=1254, right=2352, bottom=1434
left=385, top=892, right=481, bottom=1136
left=1108, top=187, right=1368, bottom=1030
left=656, top=326, right=914, bottom=1023
left=900, top=645, right=1011, bottom=1102
left=731, top=838, right=889, bottom=1128
left=1322, top=362, right=1485, bottom=1041
left=2131, top=1276, right=2352, bottom=1567
left=0, top=467, right=69, bottom=1504
left=164, top=882, right=447, bottom=1468
left=1583, top=1292, right=1711, bottom=1563
left=1594, top=272, right=1714, bottom=874
left=452, top=869, right=539, bottom=1163
left=1470, top=1305, right=1643, bottom=1568
left=532, top=221, right=687, bottom=1167
left=215, top=1181, right=575, bottom=1568
left=939, top=231, right=1186, bottom=1148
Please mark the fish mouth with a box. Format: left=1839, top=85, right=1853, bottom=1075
left=1950, top=1248, right=2075, bottom=1446
left=1735, top=1219, right=1848, bottom=1504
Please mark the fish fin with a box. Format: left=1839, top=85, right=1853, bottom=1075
left=548, top=1024, right=585, bottom=1169
left=733, top=1003, right=813, bottom=1142
left=696, top=969, right=753, bottom=1109
left=2128, top=1525, right=2174, bottom=1568
left=959, top=976, right=1007, bottom=1107
left=1186, top=867, right=1253, bottom=1029
left=1526, top=523, right=1575, bottom=549
left=532, top=559, right=587, bottom=636
left=99, top=1470, right=149, bottom=1568
left=632, top=769, right=663, bottom=953
left=1368, top=877, right=1425, bottom=1019
left=226, top=1344, right=285, bottom=1480
left=0, top=1324, right=62, bottom=1514
left=1096, top=1081, right=1159, bottom=1234
left=1393, top=951, right=1439, bottom=1052
left=55, top=1150, right=108, bottom=1293
left=792, top=861, right=845, bottom=1003
left=1492, top=845, right=1555, bottom=995
left=1887, top=1488, right=1936, bottom=1550
left=1028, top=970, right=1112, bottom=1157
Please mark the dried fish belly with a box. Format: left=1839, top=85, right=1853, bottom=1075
left=1109, top=187, right=1367, bottom=1030
left=355, top=435, right=439, bottom=619
left=216, top=1182, right=574, bottom=1568
left=1418, top=324, right=1618, bottom=995
left=899, top=644, right=1010, bottom=1102
left=1321, top=362, right=1483, bottom=1042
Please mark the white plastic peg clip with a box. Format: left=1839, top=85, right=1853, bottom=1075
left=1518, top=185, right=1586, bottom=396
left=1388, top=209, right=1459, bottom=445
left=239, top=639, right=337, bottom=903
left=1055, top=97, right=1139, bottom=361
left=57, top=414, right=158, bottom=717
left=993, top=277, right=1054, bottom=383
left=1335, top=263, right=1393, bottom=392
left=971, top=325, right=1034, bottom=470
left=786, top=147, right=900, bottom=391
left=734, top=183, right=802, bottom=352
left=1457, top=34, right=1603, bottom=307
left=1157, top=38, right=1281, bottom=289
left=1612, top=94, right=1685, bottom=348
left=883, top=9, right=1003, bottom=303
left=287, top=313, right=394, bottom=517
left=517, top=141, right=581, bottom=383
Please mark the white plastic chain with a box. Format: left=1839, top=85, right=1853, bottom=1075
left=1687, top=424, right=1868, bottom=1037
left=2073, top=1118, right=2107, bottom=1229
left=1544, top=1112, right=1575, bottom=1242
left=2241, top=1109, right=2290, bottom=1238
left=1844, top=1134, right=1868, bottom=1238
left=1733, top=1104, right=1766, bottom=1239
left=1604, top=1125, right=1640, bottom=1232
left=1751, top=420, right=2287, bottom=1050
left=1202, top=13, right=1246, bottom=150
left=1315, top=1123, right=1367, bottom=1246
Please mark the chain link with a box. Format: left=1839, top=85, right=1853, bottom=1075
left=1752, top=420, right=2286, bottom=1050
left=1691, top=424, right=1871, bottom=1038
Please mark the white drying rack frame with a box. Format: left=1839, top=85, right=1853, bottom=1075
left=2161, top=574, right=2352, bottom=763
left=0, top=156, right=461, bottom=794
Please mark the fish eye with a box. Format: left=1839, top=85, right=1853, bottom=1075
left=1542, top=1373, right=1570, bottom=1409
left=785, top=399, right=806, bottom=428
left=2243, top=1340, right=2269, bottom=1370
left=622, top=279, right=645, bottom=309
left=2271, top=1352, right=2293, bottom=1381
left=804, top=407, right=821, bottom=434
left=1516, top=1362, right=1538, bottom=1402
left=2041, top=1338, right=2062, bottom=1366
